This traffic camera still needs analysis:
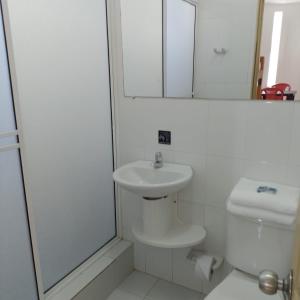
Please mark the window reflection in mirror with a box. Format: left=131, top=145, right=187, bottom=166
left=254, top=1, right=300, bottom=101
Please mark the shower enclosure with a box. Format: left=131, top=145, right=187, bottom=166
left=0, top=0, right=117, bottom=298
left=0, top=7, right=38, bottom=299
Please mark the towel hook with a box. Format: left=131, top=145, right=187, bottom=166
left=213, top=48, right=227, bottom=55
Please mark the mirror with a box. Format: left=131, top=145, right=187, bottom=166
left=254, top=0, right=300, bottom=101
left=120, top=0, right=196, bottom=98
left=120, top=0, right=300, bottom=101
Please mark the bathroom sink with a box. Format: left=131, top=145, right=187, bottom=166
left=113, top=161, right=204, bottom=249
left=113, top=160, right=193, bottom=198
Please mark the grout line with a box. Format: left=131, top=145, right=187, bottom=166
left=143, top=278, right=159, bottom=300
left=116, top=271, right=205, bottom=300
left=116, top=271, right=159, bottom=300
left=121, top=289, right=144, bottom=300
left=286, top=104, right=296, bottom=173
left=171, top=249, right=174, bottom=282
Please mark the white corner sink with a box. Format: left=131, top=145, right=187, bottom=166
left=113, top=160, right=193, bottom=198
left=113, top=161, right=205, bottom=249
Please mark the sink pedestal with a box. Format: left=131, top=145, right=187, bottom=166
left=132, top=195, right=207, bottom=249
left=143, top=196, right=173, bottom=237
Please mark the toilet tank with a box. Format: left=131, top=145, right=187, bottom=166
left=225, top=178, right=299, bottom=278
left=226, top=212, right=294, bottom=278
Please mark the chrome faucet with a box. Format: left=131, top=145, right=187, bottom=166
left=153, top=152, right=163, bottom=169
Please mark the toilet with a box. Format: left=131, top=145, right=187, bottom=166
left=205, top=178, right=299, bottom=300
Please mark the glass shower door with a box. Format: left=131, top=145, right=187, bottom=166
left=4, top=0, right=116, bottom=291
left=0, top=6, right=38, bottom=300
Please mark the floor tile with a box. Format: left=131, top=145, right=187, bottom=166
left=106, top=289, right=142, bottom=300
left=118, top=271, right=157, bottom=298
left=146, top=279, right=204, bottom=300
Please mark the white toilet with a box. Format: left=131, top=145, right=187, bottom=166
left=205, top=178, right=299, bottom=300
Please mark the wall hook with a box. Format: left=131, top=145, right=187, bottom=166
left=213, top=48, right=228, bottom=55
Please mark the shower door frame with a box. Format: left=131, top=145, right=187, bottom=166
left=0, top=0, right=122, bottom=299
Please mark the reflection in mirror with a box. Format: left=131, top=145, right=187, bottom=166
left=254, top=0, right=300, bottom=101
left=120, top=0, right=259, bottom=100
left=194, top=0, right=258, bottom=99
left=120, top=0, right=300, bottom=101
left=163, top=0, right=195, bottom=98
left=120, top=0, right=163, bottom=97
left=120, top=0, right=196, bottom=98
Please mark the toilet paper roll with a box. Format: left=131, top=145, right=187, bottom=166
left=195, top=255, right=215, bottom=281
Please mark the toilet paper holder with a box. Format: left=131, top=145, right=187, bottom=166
left=187, top=249, right=224, bottom=271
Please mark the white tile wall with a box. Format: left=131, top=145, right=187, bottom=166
left=207, top=101, right=247, bottom=158
left=145, top=247, right=172, bottom=281
left=122, top=229, right=146, bottom=273
left=204, top=156, right=245, bottom=208
left=172, top=248, right=204, bottom=292
left=203, top=205, right=226, bottom=256
left=112, top=4, right=300, bottom=292
left=116, top=98, right=300, bottom=294
left=290, top=104, right=300, bottom=165
left=244, top=102, right=293, bottom=164
left=120, top=190, right=142, bottom=230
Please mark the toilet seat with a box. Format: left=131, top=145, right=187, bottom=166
left=205, top=270, right=283, bottom=300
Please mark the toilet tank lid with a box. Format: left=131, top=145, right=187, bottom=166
left=227, top=178, right=300, bottom=225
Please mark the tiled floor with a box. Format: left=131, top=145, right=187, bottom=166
left=106, top=271, right=204, bottom=300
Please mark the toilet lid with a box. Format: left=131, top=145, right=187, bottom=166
left=205, top=270, right=283, bottom=300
